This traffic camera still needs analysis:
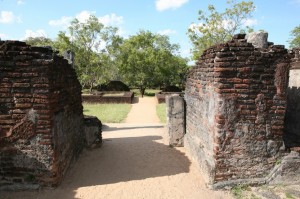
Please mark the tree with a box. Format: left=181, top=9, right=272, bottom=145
left=118, top=30, right=188, bottom=96
left=24, top=36, right=54, bottom=47
left=56, top=15, right=122, bottom=91
left=188, top=0, right=255, bottom=60
left=289, top=25, right=300, bottom=49
left=155, top=54, right=188, bottom=88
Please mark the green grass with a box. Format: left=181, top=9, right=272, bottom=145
left=250, top=194, right=261, bottom=199
left=102, top=92, right=125, bottom=97
left=285, top=192, right=296, bottom=199
left=156, top=103, right=167, bottom=123
left=231, top=185, right=251, bottom=199
left=83, top=103, right=132, bottom=123
left=82, top=89, right=91, bottom=94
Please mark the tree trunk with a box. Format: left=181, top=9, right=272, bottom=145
left=89, top=83, right=93, bottom=93
left=139, top=86, right=146, bottom=98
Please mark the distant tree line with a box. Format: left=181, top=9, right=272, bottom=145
left=25, top=15, right=188, bottom=94
left=26, top=0, right=300, bottom=95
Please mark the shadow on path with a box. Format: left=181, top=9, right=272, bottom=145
left=62, top=135, right=191, bottom=188
left=0, top=133, right=191, bottom=199
left=102, top=124, right=164, bottom=131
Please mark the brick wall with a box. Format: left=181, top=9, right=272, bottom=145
left=82, top=92, right=134, bottom=104
left=0, top=41, right=84, bottom=190
left=184, top=34, right=290, bottom=187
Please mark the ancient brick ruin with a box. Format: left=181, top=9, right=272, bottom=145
left=184, top=34, right=299, bottom=188
left=82, top=91, right=134, bottom=104
left=0, top=41, right=84, bottom=190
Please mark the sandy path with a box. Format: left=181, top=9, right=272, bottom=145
left=125, top=97, right=160, bottom=123
left=1, top=97, right=232, bottom=199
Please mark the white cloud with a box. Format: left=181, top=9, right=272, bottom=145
left=75, top=10, right=96, bottom=23
left=49, top=11, right=124, bottom=29
left=158, top=29, right=176, bottom=36
left=189, top=23, right=201, bottom=31
left=48, top=11, right=95, bottom=28
left=180, top=48, right=190, bottom=58
left=155, top=0, right=189, bottom=11
left=189, top=18, right=257, bottom=32
left=222, top=18, right=257, bottom=29
left=188, top=23, right=204, bottom=36
left=242, top=18, right=258, bottom=26
left=49, top=16, right=72, bottom=27
left=0, top=33, right=7, bottom=40
left=48, top=11, right=126, bottom=39
left=0, top=11, right=22, bottom=24
left=98, top=13, right=123, bottom=26
left=17, top=0, right=25, bottom=5
left=116, top=27, right=127, bottom=37
left=24, top=29, right=47, bottom=39
left=222, top=20, right=235, bottom=30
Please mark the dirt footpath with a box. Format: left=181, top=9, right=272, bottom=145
left=125, top=97, right=160, bottom=123
left=0, top=97, right=232, bottom=199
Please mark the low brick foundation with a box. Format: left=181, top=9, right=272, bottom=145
left=82, top=92, right=134, bottom=104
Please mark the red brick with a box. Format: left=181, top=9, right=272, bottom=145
left=15, top=103, right=32, bottom=108
left=0, top=120, right=15, bottom=124
left=214, top=68, right=236, bottom=72
left=32, top=84, right=50, bottom=88
left=235, top=84, right=249, bottom=89
left=22, top=73, right=39, bottom=77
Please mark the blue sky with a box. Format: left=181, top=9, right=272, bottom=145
left=1, top=0, right=300, bottom=60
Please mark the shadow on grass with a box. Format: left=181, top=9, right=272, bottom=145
left=144, top=92, right=156, bottom=97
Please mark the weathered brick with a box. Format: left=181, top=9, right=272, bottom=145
left=15, top=103, right=32, bottom=108
left=185, top=34, right=290, bottom=187
left=0, top=40, right=85, bottom=189
left=22, top=73, right=39, bottom=77
left=235, top=84, right=249, bottom=89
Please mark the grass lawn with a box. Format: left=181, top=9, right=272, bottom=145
left=83, top=103, right=132, bottom=123
left=102, top=92, right=125, bottom=97
left=156, top=103, right=167, bottom=123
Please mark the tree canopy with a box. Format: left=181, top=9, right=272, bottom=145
left=117, top=30, right=188, bottom=95
left=289, top=25, right=300, bottom=49
left=188, top=0, right=256, bottom=60
left=24, top=36, right=54, bottom=47
left=24, top=15, right=188, bottom=94
left=57, top=15, right=123, bottom=90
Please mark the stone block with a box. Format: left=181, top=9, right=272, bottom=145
left=84, top=116, right=102, bottom=148
left=165, top=95, right=185, bottom=147
left=268, top=151, right=300, bottom=185
left=246, top=31, right=268, bottom=49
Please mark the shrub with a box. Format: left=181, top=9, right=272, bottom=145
left=162, top=85, right=182, bottom=92
left=97, top=81, right=130, bottom=91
